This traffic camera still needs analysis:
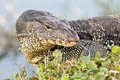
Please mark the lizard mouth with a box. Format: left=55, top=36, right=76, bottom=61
left=59, top=41, right=78, bottom=47
left=47, top=39, right=78, bottom=47
left=39, top=36, right=79, bottom=47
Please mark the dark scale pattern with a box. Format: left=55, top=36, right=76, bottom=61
left=61, top=40, right=107, bottom=61
left=69, top=15, right=120, bottom=51
left=61, top=45, right=83, bottom=61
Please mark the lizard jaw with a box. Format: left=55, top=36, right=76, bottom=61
left=48, top=39, right=78, bottom=47
left=39, top=37, right=78, bottom=47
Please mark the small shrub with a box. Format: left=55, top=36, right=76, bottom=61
left=6, top=46, right=120, bottom=80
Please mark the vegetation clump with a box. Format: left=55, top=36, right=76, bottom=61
left=5, top=46, right=120, bottom=80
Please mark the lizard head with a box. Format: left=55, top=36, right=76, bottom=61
left=16, top=10, right=79, bottom=47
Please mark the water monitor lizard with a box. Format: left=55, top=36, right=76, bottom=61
left=16, top=10, right=120, bottom=66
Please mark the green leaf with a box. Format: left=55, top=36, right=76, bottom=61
left=95, top=51, right=101, bottom=58
left=66, top=66, right=79, bottom=73
left=89, top=62, right=98, bottom=70
left=70, top=73, right=88, bottom=80
left=112, top=46, right=120, bottom=53
left=117, top=66, right=120, bottom=71
left=82, top=56, right=90, bottom=63
left=39, top=63, right=44, bottom=72
left=63, top=76, right=69, bottom=80
left=89, top=70, right=99, bottom=75
left=95, top=75, right=105, bottom=80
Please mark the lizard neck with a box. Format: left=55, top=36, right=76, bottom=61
left=68, top=19, right=93, bottom=31
left=68, top=19, right=93, bottom=40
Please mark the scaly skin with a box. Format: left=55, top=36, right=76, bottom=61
left=16, top=10, right=120, bottom=66
left=16, top=10, right=79, bottom=66
left=61, top=40, right=107, bottom=61
left=69, top=16, right=120, bottom=51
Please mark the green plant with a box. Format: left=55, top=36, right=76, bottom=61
left=6, top=46, right=120, bottom=80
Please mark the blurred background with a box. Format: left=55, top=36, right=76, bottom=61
left=0, top=0, right=120, bottom=79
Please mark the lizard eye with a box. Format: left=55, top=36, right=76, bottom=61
left=46, top=26, right=51, bottom=29
left=45, top=24, right=53, bottom=30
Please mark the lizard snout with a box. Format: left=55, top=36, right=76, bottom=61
left=67, top=27, right=80, bottom=42
left=68, top=35, right=80, bottom=42
left=58, top=27, right=80, bottom=47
